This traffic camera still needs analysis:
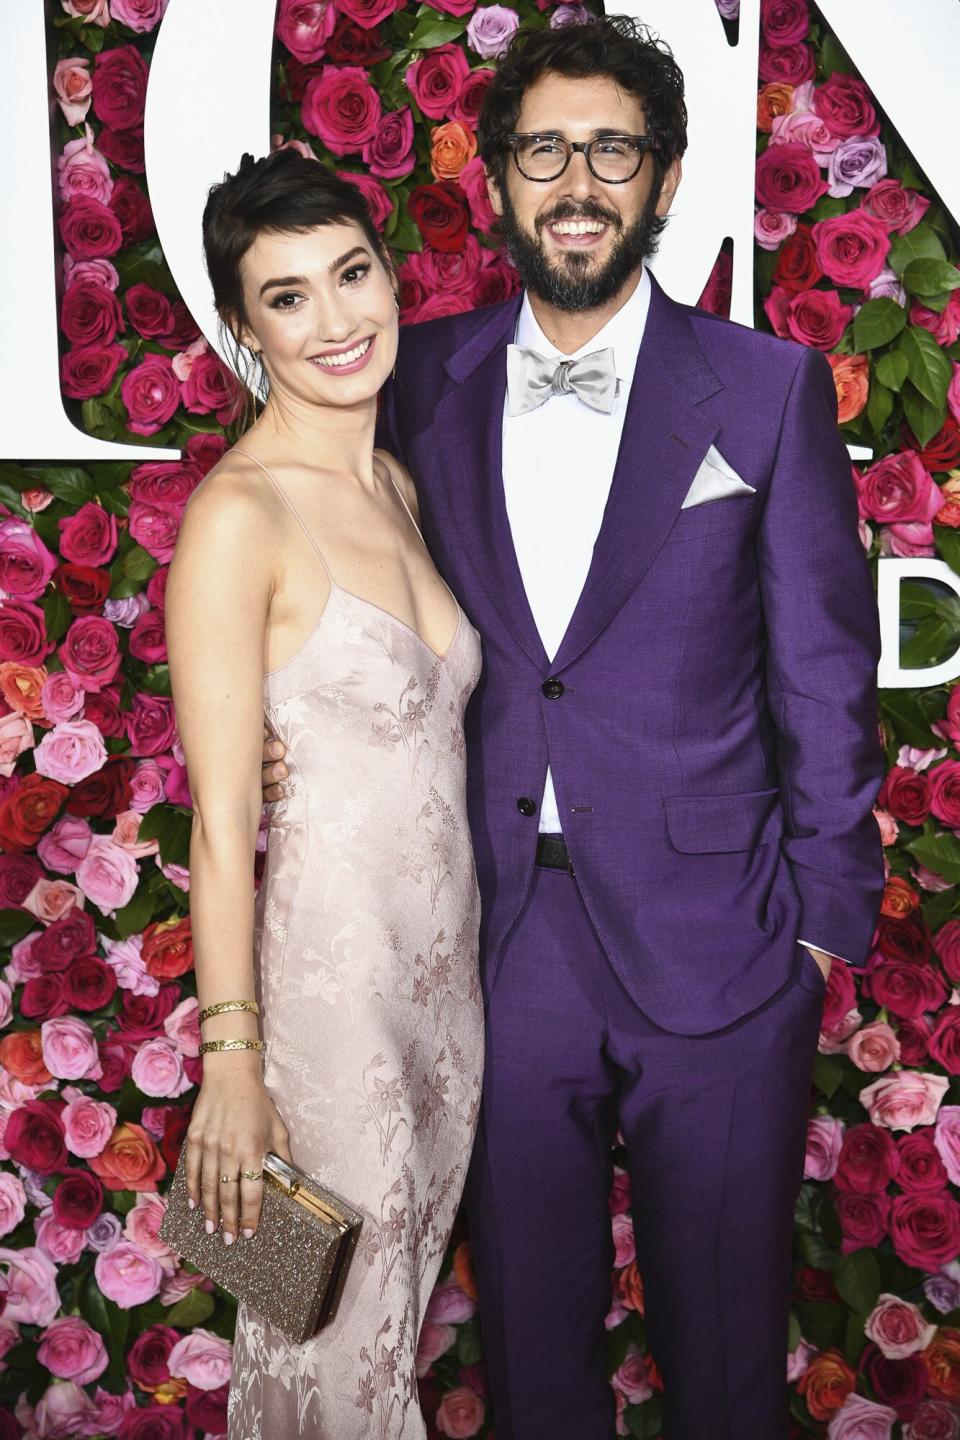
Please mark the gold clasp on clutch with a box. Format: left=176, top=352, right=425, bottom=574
left=262, top=1153, right=349, bottom=1233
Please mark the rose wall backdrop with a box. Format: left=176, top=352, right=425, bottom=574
left=0, top=0, right=959, bottom=1436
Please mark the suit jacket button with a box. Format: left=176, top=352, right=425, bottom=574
left=541, top=678, right=564, bottom=699
left=517, top=797, right=536, bottom=817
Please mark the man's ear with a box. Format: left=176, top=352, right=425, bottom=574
left=484, top=165, right=504, bottom=218
left=655, top=156, right=683, bottom=219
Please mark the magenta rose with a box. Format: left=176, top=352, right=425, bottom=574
left=121, top=355, right=181, bottom=436
left=756, top=142, right=828, bottom=213
left=179, top=350, right=241, bottom=421
left=905, top=1400, right=960, bottom=1439
left=0, top=600, right=51, bottom=665
left=783, top=287, right=853, bottom=350
left=814, top=72, right=879, bottom=139
left=33, top=910, right=97, bottom=974
left=110, top=176, right=154, bottom=245
left=129, top=460, right=199, bottom=509
left=0, top=854, right=44, bottom=907
left=836, top=1191, right=891, bottom=1252
left=125, top=283, right=174, bottom=339
left=338, top=0, right=397, bottom=25
left=58, top=616, right=121, bottom=693
left=58, top=502, right=118, bottom=567
left=110, top=0, right=169, bottom=31
left=92, top=45, right=148, bottom=130
left=890, top=1191, right=960, bottom=1272
left=929, top=759, right=960, bottom=828
left=928, top=1009, right=960, bottom=1074
left=759, top=42, right=815, bottom=86
left=336, top=169, right=392, bottom=231
left=60, top=342, right=127, bottom=401
left=878, top=766, right=931, bottom=826
left=98, top=123, right=145, bottom=173
left=855, top=452, right=942, bottom=525
left=127, top=1325, right=179, bottom=1389
left=760, top=0, right=808, bottom=47
left=897, top=1132, right=949, bottom=1194
left=863, top=179, right=930, bottom=236
left=60, top=280, right=123, bottom=346
left=128, top=610, right=167, bottom=665
left=59, top=197, right=123, bottom=260
left=933, top=919, right=960, bottom=983
left=834, top=1123, right=900, bottom=1193
left=302, top=65, right=382, bottom=155
left=362, top=106, right=415, bottom=180
left=813, top=210, right=891, bottom=289
left=128, top=500, right=182, bottom=564
left=125, top=692, right=176, bottom=756
left=405, top=45, right=470, bottom=121
left=0, top=519, right=57, bottom=601
left=276, top=0, right=336, bottom=62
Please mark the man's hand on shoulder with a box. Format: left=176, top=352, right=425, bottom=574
left=262, top=723, right=288, bottom=803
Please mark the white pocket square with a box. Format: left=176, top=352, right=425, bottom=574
left=680, top=445, right=756, bottom=509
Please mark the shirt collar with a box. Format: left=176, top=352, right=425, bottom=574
left=513, top=265, right=651, bottom=383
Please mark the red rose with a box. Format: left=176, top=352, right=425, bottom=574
left=0, top=854, right=44, bottom=907
left=301, top=64, right=382, bottom=156
left=21, top=975, right=69, bottom=1021
left=812, top=210, right=891, bottom=290
left=117, top=985, right=180, bottom=1042
left=60, top=280, right=123, bottom=345
left=325, top=17, right=392, bottom=66
left=405, top=45, right=469, bottom=121
left=125, top=692, right=176, bottom=756
left=58, top=502, right=118, bottom=567
left=121, top=355, right=181, bottom=437
left=897, top=1132, right=949, bottom=1193
left=761, top=0, right=808, bottom=47
left=109, top=176, right=153, bottom=244
left=276, top=0, right=336, bottom=63
left=65, top=756, right=135, bottom=819
left=160, top=1105, right=190, bottom=1173
left=933, top=920, right=960, bottom=983
left=59, top=197, right=124, bottom=260
left=3, top=1100, right=68, bottom=1175
left=794, top=1267, right=841, bottom=1303
left=908, top=415, right=960, bottom=474
left=125, top=283, right=173, bottom=339
left=58, top=615, right=121, bottom=692
left=419, top=235, right=482, bottom=295
left=98, top=1039, right=132, bottom=1092
left=118, top=1404, right=186, bottom=1440
left=142, top=917, right=193, bottom=980
left=161, top=300, right=201, bottom=349
left=862, top=956, right=947, bottom=1020
left=896, top=1016, right=932, bottom=1067
left=33, top=909, right=97, bottom=973
left=834, top=1122, right=900, bottom=1194
left=126, top=1325, right=179, bottom=1389
left=98, top=125, right=145, bottom=173
left=835, top=1191, right=891, bottom=1250
left=861, top=1344, right=928, bottom=1417
left=758, top=42, right=814, bottom=86
left=61, top=956, right=117, bottom=1012
left=814, top=73, right=879, bottom=139
left=0, top=600, right=52, bottom=666
left=54, top=563, right=111, bottom=613
left=92, top=45, right=148, bottom=131
left=472, top=254, right=520, bottom=308
left=877, top=913, right=933, bottom=968
left=52, top=1168, right=104, bottom=1229
left=878, top=766, right=931, bottom=826
left=82, top=687, right=125, bottom=739
left=890, top=1191, right=960, bottom=1272
left=450, top=68, right=495, bottom=129
left=928, top=1009, right=960, bottom=1074
left=185, top=1383, right=229, bottom=1436
left=408, top=181, right=470, bottom=252
left=60, top=342, right=127, bottom=401
left=0, top=775, right=68, bottom=852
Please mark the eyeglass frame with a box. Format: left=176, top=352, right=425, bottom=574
left=504, top=132, right=659, bottom=184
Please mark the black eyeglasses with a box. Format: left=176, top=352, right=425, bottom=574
left=506, top=133, right=658, bottom=184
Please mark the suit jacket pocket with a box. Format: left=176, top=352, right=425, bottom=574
left=663, top=786, right=784, bottom=853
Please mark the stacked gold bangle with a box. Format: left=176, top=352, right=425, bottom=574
left=198, top=999, right=263, bottom=1056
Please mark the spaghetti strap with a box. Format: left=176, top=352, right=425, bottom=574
left=232, top=445, right=332, bottom=581
left=381, top=458, right=424, bottom=541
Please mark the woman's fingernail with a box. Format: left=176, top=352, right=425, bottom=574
left=187, top=1197, right=195, bottom=1210
left=223, top=1232, right=234, bottom=1246
left=243, top=1227, right=254, bottom=1239
left=205, top=1218, right=215, bottom=1234
left=270, top=743, right=283, bottom=757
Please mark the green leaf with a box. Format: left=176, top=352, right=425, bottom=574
left=407, top=13, right=465, bottom=48
left=797, top=1299, right=846, bottom=1350
left=164, top=1286, right=217, bottom=1328
left=902, top=384, right=947, bottom=448
left=113, top=884, right=161, bottom=938
left=905, top=832, right=960, bottom=886
left=879, top=692, right=938, bottom=749
left=812, top=1052, right=845, bottom=1100
left=898, top=580, right=945, bottom=619
left=820, top=32, right=854, bottom=76
left=0, top=482, right=28, bottom=517
left=889, top=224, right=947, bottom=278
left=852, top=298, right=907, bottom=352
left=624, top=1396, right=663, bottom=1439
left=42, top=588, right=73, bottom=647
left=455, top=1315, right=482, bottom=1366
left=114, top=252, right=178, bottom=299
left=80, top=1277, right=129, bottom=1364
left=935, top=527, right=960, bottom=578
left=900, top=326, right=953, bottom=406
left=865, top=380, right=893, bottom=434
left=142, top=664, right=172, bottom=696
left=797, top=1231, right=840, bottom=1272
left=902, top=258, right=960, bottom=300
left=834, top=1249, right=881, bottom=1315
left=0, top=909, right=37, bottom=947
left=138, top=804, right=193, bottom=867
left=899, top=614, right=960, bottom=668
left=788, top=1311, right=802, bottom=1355
left=874, top=350, right=909, bottom=392
left=41, top=467, right=97, bottom=505
left=844, top=1310, right=869, bottom=1367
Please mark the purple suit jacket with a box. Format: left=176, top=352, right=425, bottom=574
left=376, top=274, right=885, bottom=1034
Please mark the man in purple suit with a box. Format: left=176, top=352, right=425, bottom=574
left=263, top=16, right=885, bottom=1437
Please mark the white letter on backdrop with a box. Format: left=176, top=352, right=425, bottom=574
left=878, top=559, right=960, bottom=689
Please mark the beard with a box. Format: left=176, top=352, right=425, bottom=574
left=498, top=188, right=663, bottom=312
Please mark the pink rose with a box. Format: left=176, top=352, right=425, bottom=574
left=276, top=0, right=336, bottom=62
left=302, top=65, right=382, bottom=155
left=865, top=1294, right=936, bottom=1360
left=861, top=1072, right=949, bottom=1132
left=41, top=1016, right=102, bottom=1081
left=435, top=1385, right=485, bottom=1438
left=62, top=0, right=110, bottom=22
left=33, top=719, right=107, bottom=785
left=131, top=1038, right=191, bottom=1098
left=94, top=1240, right=163, bottom=1308
left=405, top=45, right=470, bottom=121
left=36, top=1212, right=88, bottom=1265
left=804, top=1115, right=845, bottom=1179
left=949, top=363, right=960, bottom=426
left=110, top=0, right=170, bottom=32
left=33, top=1381, right=96, bottom=1439
left=37, top=1316, right=108, bottom=1384
left=613, top=1348, right=653, bottom=1404
left=336, top=169, right=393, bottom=231
left=863, top=179, right=930, bottom=236
left=0, top=712, right=33, bottom=778
left=424, top=1276, right=476, bottom=1324
left=22, top=878, right=85, bottom=924
left=457, top=156, right=499, bottom=234
left=37, top=815, right=92, bottom=874
left=63, top=255, right=119, bottom=291
left=123, top=1192, right=172, bottom=1259
left=933, top=1107, right=960, bottom=1186
left=848, top=1021, right=900, bottom=1073
left=826, top=1393, right=897, bottom=1439
left=76, top=835, right=139, bottom=914
left=905, top=1401, right=960, bottom=1439
left=128, top=499, right=182, bottom=564
left=755, top=141, right=828, bottom=214
left=0, top=1247, right=60, bottom=1325
left=58, top=502, right=118, bottom=567
left=0, top=519, right=57, bottom=601
left=363, top=106, right=416, bottom=180
left=855, top=452, right=942, bottom=525
left=53, top=58, right=92, bottom=125
left=414, top=1320, right=456, bottom=1376
left=58, top=135, right=113, bottom=206
left=58, top=615, right=121, bottom=693
left=813, top=210, right=891, bottom=289
left=755, top=208, right=798, bottom=251
left=0, top=1174, right=27, bottom=1239
left=112, top=808, right=159, bottom=858
left=167, top=1328, right=233, bottom=1389
left=121, top=355, right=181, bottom=437
left=129, top=760, right=166, bottom=812
left=163, top=997, right=200, bottom=1057
left=611, top=1209, right=636, bottom=1267
left=769, top=109, right=840, bottom=163
left=125, top=692, right=176, bottom=756
left=63, top=1096, right=117, bottom=1158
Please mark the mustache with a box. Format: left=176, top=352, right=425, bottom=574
left=537, top=201, right=621, bottom=231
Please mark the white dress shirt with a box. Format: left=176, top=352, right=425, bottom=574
left=499, top=267, right=842, bottom=967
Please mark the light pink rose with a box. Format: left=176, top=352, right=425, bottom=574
left=0, top=711, right=33, bottom=778
left=22, top=879, right=85, bottom=924
left=159, top=860, right=190, bottom=892
left=63, top=255, right=119, bottom=291
left=101, top=933, right=157, bottom=996
left=435, top=1385, right=485, bottom=1438
left=163, top=997, right=200, bottom=1057
left=849, top=1022, right=901, bottom=1073
left=40, top=1016, right=103, bottom=1081
left=864, top=1293, right=936, bottom=1359
left=860, top=1072, right=950, bottom=1132
left=33, top=719, right=107, bottom=785
left=58, top=133, right=113, bottom=206
left=40, top=672, right=85, bottom=724
left=0, top=1246, right=60, bottom=1325
left=63, top=1096, right=117, bottom=1158
left=159, top=1263, right=211, bottom=1306
left=112, top=809, right=159, bottom=858
left=613, top=1347, right=653, bottom=1404
left=123, top=1192, right=173, bottom=1260
left=61, top=0, right=110, bottom=22
left=875, top=807, right=899, bottom=846
left=415, top=1319, right=456, bottom=1376
left=37, top=1316, right=107, bottom=1384
left=787, top=1338, right=817, bottom=1382
left=611, top=1210, right=636, bottom=1267
left=75, top=835, right=139, bottom=914
left=755, top=208, right=798, bottom=251
left=898, top=746, right=947, bottom=772
left=933, top=1106, right=960, bottom=1185
left=35, top=1211, right=86, bottom=1263
left=131, top=1038, right=191, bottom=1098
left=37, top=815, right=93, bottom=875
left=769, top=108, right=840, bottom=163
left=804, top=1115, right=845, bottom=1179
left=33, top=1380, right=96, bottom=1440
left=167, top=1327, right=233, bottom=1390
left=0, top=1174, right=27, bottom=1238
left=0, top=979, right=11, bottom=1030
left=424, top=1276, right=477, bottom=1324
left=53, top=57, right=93, bottom=125
left=110, top=0, right=170, bottom=31
left=827, top=1392, right=898, bottom=1439
left=948, top=364, right=960, bottom=426
left=880, top=521, right=935, bottom=558
left=905, top=1400, right=960, bottom=1440
left=128, top=759, right=166, bottom=812
left=94, top=1240, right=163, bottom=1308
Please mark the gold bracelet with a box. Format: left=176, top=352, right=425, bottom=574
left=198, top=999, right=260, bottom=1024
left=199, top=1038, right=265, bottom=1055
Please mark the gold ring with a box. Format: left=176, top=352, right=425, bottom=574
left=240, top=1167, right=263, bottom=1181
left=219, top=1173, right=237, bottom=1184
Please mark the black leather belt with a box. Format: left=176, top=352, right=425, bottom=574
left=535, top=833, right=575, bottom=875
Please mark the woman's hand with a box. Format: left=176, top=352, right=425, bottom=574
left=185, top=1057, right=294, bottom=1245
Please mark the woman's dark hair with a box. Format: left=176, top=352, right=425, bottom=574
left=477, top=14, right=688, bottom=198
left=202, top=148, right=394, bottom=428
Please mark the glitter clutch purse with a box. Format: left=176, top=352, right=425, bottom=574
left=159, top=1147, right=363, bottom=1344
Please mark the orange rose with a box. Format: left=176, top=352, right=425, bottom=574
left=757, top=82, right=795, bottom=132
left=142, top=916, right=193, bottom=979
left=0, top=664, right=47, bottom=720
left=88, top=1121, right=166, bottom=1192
left=453, top=1239, right=478, bottom=1300
left=140, top=1376, right=188, bottom=1402
left=430, top=121, right=477, bottom=182
left=0, top=1029, right=52, bottom=1086
left=935, top=475, right=960, bottom=528
left=924, top=1328, right=960, bottom=1401
left=796, top=1349, right=856, bottom=1420
left=617, top=1261, right=644, bottom=1314
left=828, top=352, right=870, bottom=424
left=881, top=875, right=920, bottom=918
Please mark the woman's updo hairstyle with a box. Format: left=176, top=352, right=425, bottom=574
left=202, top=148, right=395, bottom=427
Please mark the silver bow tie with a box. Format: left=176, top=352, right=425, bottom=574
left=506, top=343, right=619, bottom=417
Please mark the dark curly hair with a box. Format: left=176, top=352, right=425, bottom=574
left=477, top=14, right=688, bottom=197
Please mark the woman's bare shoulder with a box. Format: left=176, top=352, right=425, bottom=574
left=374, top=446, right=421, bottom=523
